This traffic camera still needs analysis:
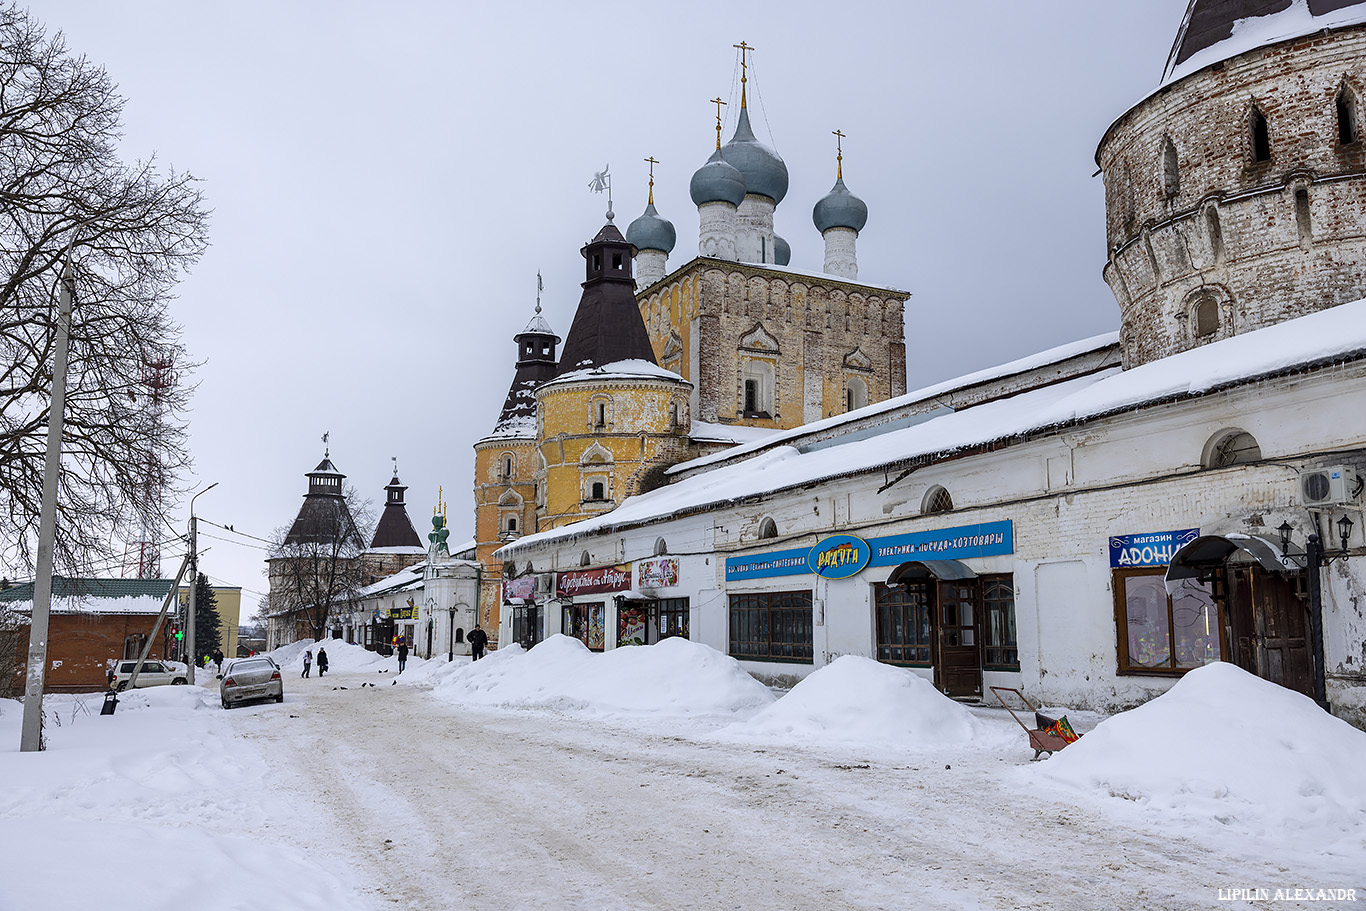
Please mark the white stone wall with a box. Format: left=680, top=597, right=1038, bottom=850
left=734, top=195, right=776, bottom=264
left=635, top=249, right=667, bottom=290
left=822, top=226, right=858, bottom=280
left=697, top=201, right=737, bottom=260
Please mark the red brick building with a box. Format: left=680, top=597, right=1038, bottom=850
left=2, top=577, right=177, bottom=693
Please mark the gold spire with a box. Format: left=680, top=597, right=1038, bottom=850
left=710, top=96, right=727, bottom=150
left=733, top=41, right=753, bottom=109
left=644, top=156, right=659, bottom=205
left=833, top=129, right=846, bottom=180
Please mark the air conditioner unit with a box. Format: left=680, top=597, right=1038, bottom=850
left=534, top=573, right=552, bottom=594
left=1300, top=466, right=1360, bottom=507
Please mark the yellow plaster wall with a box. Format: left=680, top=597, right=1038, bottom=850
left=472, top=437, right=539, bottom=633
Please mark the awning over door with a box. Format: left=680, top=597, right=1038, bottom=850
left=1164, top=533, right=1299, bottom=595
left=887, top=559, right=979, bottom=583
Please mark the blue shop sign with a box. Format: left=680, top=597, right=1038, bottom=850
left=1109, top=529, right=1199, bottom=568
left=725, top=547, right=810, bottom=581
left=867, top=520, right=1014, bottom=566
left=808, top=535, right=872, bottom=578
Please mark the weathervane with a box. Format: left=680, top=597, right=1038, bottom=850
left=710, top=96, right=727, bottom=150
left=392, top=455, right=398, bottom=477
left=321, top=430, right=329, bottom=458
left=536, top=271, right=543, bottom=314
left=644, top=156, right=659, bottom=205
left=589, top=164, right=613, bottom=222
left=833, top=129, right=846, bottom=179
left=733, top=41, right=754, bottom=108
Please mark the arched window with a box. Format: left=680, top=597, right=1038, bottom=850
left=507, top=516, right=518, bottom=533
left=1250, top=106, right=1270, bottom=163
left=1204, top=429, right=1262, bottom=468
left=740, top=359, right=776, bottom=418
left=504, top=561, right=517, bottom=578
left=591, top=481, right=605, bottom=500
left=923, top=485, right=954, bottom=515
left=1295, top=187, right=1312, bottom=245
left=455, top=628, right=465, bottom=643
left=653, top=537, right=668, bottom=556
left=1191, top=292, right=1220, bottom=339
left=1338, top=85, right=1359, bottom=145
left=1161, top=138, right=1179, bottom=199
left=580, top=551, right=592, bottom=567
left=1205, top=206, right=1226, bottom=266
left=502, top=453, right=514, bottom=479
left=846, top=377, right=868, bottom=412
left=758, top=517, right=778, bottom=540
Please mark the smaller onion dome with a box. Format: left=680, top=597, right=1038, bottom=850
left=773, top=234, right=791, bottom=266
left=689, top=149, right=747, bottom=207
left=625, top=202, right=676, bottom=254
left=813, top=177, right=868, bottom=234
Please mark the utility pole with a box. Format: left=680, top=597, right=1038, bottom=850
left=186, top=482, right=217, bottom=686
left=21, top=259, right=75, bottom=752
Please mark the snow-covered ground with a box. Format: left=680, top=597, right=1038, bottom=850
left=2, top=637, right=1363, bottom=910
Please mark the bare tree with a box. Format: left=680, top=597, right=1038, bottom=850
left=267, top=486, right=372, bottom=642
left=0, top=4, right=210, bottom=576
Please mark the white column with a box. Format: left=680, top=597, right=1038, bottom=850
left=635, top=249, right=668, bottom=288
left=697, top=201, right=737, bottom=260
left=735, top=195, right=775, bottom=263
left=822, top=226, right=859, bottom=280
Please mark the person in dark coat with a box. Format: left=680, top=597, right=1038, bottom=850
left=212, top=649, right=224, bottom=674
left=468, top=625, right=488, bottom=661
left=396, top=642, right=408, bottom=673
left=316, top=647, right=329, bottom=676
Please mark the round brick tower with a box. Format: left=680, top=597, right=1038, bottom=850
left=1097, top=2, right=1366, bottom=368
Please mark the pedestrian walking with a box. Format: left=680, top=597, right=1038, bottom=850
left=396, top=642, right=408, bottom=673
left=317, top=647, right=329, bottom=677
left=469, top=625, right=488, bottom=661
left=212, top=649, right=224, bottom=674
left=302, top=648, right=312, bottom=678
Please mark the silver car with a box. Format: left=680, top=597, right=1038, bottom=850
left=220, top=657, right=284, bottom=708
left=111, top=659, right=189, bottom=691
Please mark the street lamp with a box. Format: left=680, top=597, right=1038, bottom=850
left=448, top=604, right=456, bottom=662
left=186, top=481, right=218, bottom=686
left=1279, top=514, right=1355, bottom=711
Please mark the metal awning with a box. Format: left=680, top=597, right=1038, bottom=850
left=1163, top=533, right=1300, bottom=595
left=614, top=589, right=652, bottom=601
left=887, top=559, right=978, bottom=583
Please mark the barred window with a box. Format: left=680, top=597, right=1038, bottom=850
left=728, top=590, right=813, bottom=662
left=982, top=575, right=1019, bottom=670
left=874, top=582, right=931, bottom=666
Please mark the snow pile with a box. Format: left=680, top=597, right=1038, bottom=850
left=0, top=689, right=373, bottom=911
left=736, top=656, right=1002, bottom=748
left=267, top=637, right=427, bottom=675
left=428, top=634, right=775, bottom=719
left=1036, top=663, right=1366, bottom=839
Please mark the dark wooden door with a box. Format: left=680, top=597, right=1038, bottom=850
left=936, top=581, right=982, bottom=698
left=1227, top=566, right=1313, bottom=697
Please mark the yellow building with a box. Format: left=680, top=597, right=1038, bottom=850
left=177, top=583, right=242, bottom=660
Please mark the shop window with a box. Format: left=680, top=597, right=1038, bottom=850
left=1204, top=429, right=1261, bottom=468
left=873, top=582, right=931, bottom=666
left=1114, top=568, right=1222, bottom=674
left=982, top=575, right=1019, bottom=670
left=657, top=597, right=690, bottom=640
left=1338, top=85, right=1359, bottom=145
left=1250, top=106, right=1270, bottom=163
left=728, top=590, right=813, bottom=662
left=562, top=601, right=605, bottom=650
left=923, top=485, right=953, bottom=514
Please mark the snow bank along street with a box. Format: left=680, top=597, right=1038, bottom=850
left=2, top=637, right=1363, bottom=911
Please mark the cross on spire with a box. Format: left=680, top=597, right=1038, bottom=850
left=710, top=96, right=727, bottom=150
left=833, top=129, right=846, bottom=179
left=644, top=156, right=659, bottom=205
left=733, top=41, right=754, bottom=108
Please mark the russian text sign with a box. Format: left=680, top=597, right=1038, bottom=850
left=867, top=520, right=1014, bottom=566
left=1108, top=529, right=1199, bottom=568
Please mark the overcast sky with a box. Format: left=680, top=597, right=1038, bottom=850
left=24, top=1, right=1191, bottom=608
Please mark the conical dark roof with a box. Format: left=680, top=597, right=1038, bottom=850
left=492, top=309, right=560, bottom=436
left=284, top=456, right=363, bottom=549
left=556, top=223, right=658, bottom=375
left=370, top=474, right=423, bottom=549
left=1168, top=0, right=1366, bottom=71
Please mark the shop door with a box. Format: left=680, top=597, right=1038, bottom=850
left=1227, top=567, right=1313, bottom=698
left=936, top=581, right=982, bottom=698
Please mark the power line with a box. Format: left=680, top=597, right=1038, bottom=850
left=198, top=517, right=277, bottom=548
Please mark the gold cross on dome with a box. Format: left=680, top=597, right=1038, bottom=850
left=644, top=156, right=659, bottom=204
left=710, top=96, right=727, bottom=149
left=833, top=129, right=846, bottom=179
left=733, top=41, right=754, bottom=107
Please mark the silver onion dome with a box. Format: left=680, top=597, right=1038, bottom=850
left=812, top=177, right=868, bottom=234
left=689, top=149, right=747, bottom=207
left=625, top=202, right=677, bottom=254
left=773, top=234, right=791, bottom=266
left=719, top=106, right=789, bottom=204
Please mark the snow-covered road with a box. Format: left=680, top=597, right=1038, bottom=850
left=236, top=668, right=1353, bottom=911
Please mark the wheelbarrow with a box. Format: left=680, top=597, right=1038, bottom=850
left=989, top=686, right=1079, bottom=760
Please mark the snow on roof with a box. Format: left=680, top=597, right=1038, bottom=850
left=1, top=577, right=175, bottom=615
left=676, top=330, right=1118, bottom=475
left=358, top=562, right=427, bottom=598
left=502, top=299, right=1366, bottom=554
left=365, top=545, right=427, bottom=555
left=1164, top=0, right=1366, bottom=85
left=7, top=594, right=167, bottom=616
left=689, top=421, right=782, bottom=446
left=542, top=359, right=686, bottom=389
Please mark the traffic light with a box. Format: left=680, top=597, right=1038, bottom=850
left=170, top=626, right=183, bottom=642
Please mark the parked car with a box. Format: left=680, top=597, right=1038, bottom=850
left=220, top=657, right=284, bottom=709
left=110, top=659, right=189, bottom=691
